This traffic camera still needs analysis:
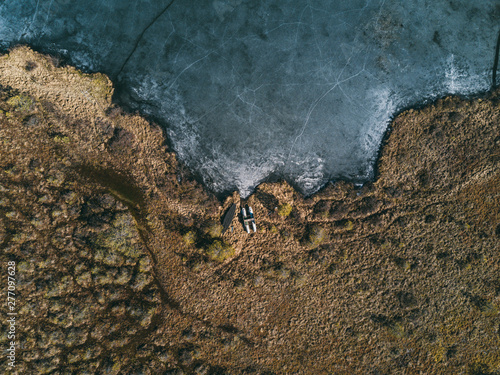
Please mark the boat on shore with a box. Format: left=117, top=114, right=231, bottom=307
left=242, top=205, right=257, bottom=233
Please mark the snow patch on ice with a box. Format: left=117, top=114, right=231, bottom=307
left=361, top=86, right=398, bottom=156
left=444, top=54, right=489, bottom=95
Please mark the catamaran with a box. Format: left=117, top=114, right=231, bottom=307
left=241, top=205, right=257, bottom=233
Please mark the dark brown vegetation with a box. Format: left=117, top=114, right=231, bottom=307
left=0, top=47, right=499, bottom=374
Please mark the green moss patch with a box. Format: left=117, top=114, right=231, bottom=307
left=206, top=240, right=235, bottom=262
left=277, top=203, right=293, bottom=217
left=7, top=94, right=34, bottom=113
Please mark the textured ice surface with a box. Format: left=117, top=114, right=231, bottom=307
left=1, top=0, right=498, bottom=196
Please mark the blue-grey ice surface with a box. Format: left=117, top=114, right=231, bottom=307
left=1, top=0, right=498, bottom=196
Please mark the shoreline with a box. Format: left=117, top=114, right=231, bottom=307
left=3, top=42, right=496, bottom=203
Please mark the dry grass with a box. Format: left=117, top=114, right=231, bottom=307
left=0, top=46, right=499, bottom=374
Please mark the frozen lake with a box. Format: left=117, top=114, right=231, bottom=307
left=1, top=0, right=498, bottom=196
